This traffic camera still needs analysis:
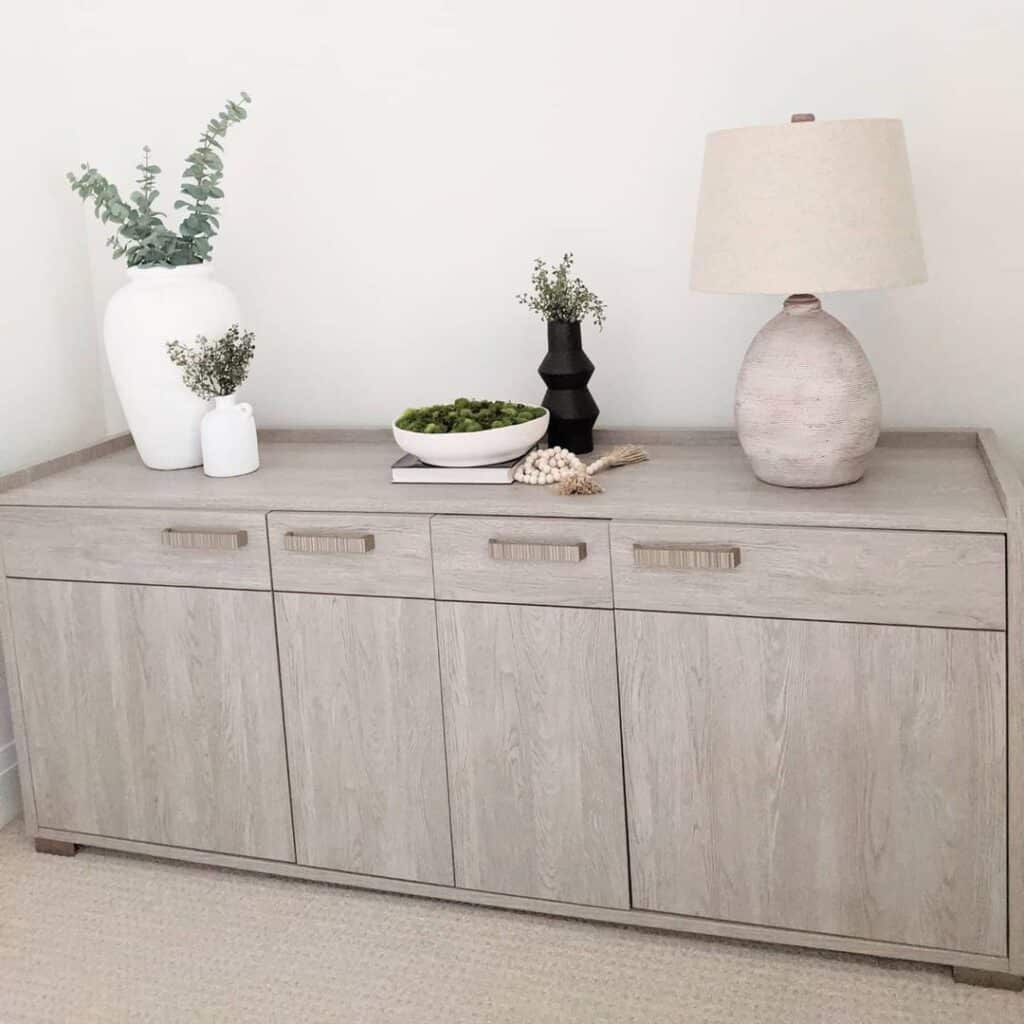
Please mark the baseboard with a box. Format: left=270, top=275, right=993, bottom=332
left=0, top=739, right=20, bottom=826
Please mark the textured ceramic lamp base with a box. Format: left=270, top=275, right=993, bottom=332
left=735, top=294, right=881, bottom=488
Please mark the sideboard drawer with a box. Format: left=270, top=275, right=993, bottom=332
left=268, top=512, right=433, bottom=598
left=611, top=521, right=1005, bottom=630
left=0, top=507, right=270, bottom=590
left=432, top=515, right=612, bottom=608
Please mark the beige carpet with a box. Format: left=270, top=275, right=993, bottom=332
left=0, top=819, right=1020, bottom=1023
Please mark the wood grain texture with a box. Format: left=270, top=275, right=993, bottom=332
left=35, top=824, right=1012, bottom=972
left=977, top=429, right=1024, bottom=973
left=617, top=610, right=1007, bottom=955
left=247, top=426, right=981, bottom=446
left=161, top=527, right=248, bottom=550
left=248, top=426, right=983, bottom=448
left=276, top=593, right=453, bottom=884
left=437, top=601, right=628, bottom=907
left=0, top=434, right=1006, bottom=533
left=282, top=532, right=374, bottom=554
left=0, top=424, right=1016, bottom=976
left=488, top=539, right=587, bottom=563
left=612, top=521, right=1006, bottom=630
left=9, top=580, right=294, bottom=860
left=432, top=516, right=612, bottom=608
left=0, top=508, right=270, bottom=590
left=268, top=512, right=433, bottom=598
left=633, top=544, right=741, bottom=571
left=0, top=566, right=37, bottom=833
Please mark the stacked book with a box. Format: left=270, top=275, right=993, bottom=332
left=391, top=453, right=525, bottom=484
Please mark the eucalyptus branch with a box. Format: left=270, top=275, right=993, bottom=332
left=67, top=92, right=252, bottom=268
left=175, top=92, right=251, bottom=260
left=66, top=161, right=181, bottom=265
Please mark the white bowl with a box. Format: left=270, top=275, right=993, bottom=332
left=393, top=408, right=549, bottom=468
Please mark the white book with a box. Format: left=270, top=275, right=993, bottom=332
left=391, top=453, right=525, bottom=484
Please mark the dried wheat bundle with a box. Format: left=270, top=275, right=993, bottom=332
left=585, top=444, right=649, bottom=476
left=555, top=443, right=649, bottom=496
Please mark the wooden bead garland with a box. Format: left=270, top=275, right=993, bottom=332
left=515, top=444, right=650, bottom=494
left=513, top=446, right=584, bottom=485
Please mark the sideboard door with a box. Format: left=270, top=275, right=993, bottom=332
left=617, top=610, right=1007, bottom=956
left=10, top=579, right=294, bottom=861
left=437, top=601, right=629, bottom=908
left=276, top=593, right=454, bottom=885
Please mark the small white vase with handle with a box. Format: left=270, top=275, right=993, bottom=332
left=201, top=394, right=260, bottom=478
left=104, top=264, right=242, bottom=470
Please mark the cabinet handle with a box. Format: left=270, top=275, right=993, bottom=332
left=161, top=528, right=248, bottom=550
left=489, top=539, right=587, bottom=563
left=633, top=543, right=740, bottom=570
left=283, top=531, right=375, bottom=554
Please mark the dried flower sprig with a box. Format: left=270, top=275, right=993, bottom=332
left=167, top=324, right=255, bottom=401
left=516, top=253, right=606, bottom=329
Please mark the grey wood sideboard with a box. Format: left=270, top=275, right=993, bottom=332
left=1, top=428, right=1022, bottom=990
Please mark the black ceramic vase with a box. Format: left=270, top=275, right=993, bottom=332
left=538, top=321, right=598, bottom=454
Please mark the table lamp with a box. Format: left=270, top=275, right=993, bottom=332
left=690, top=114, right=927, bottom=487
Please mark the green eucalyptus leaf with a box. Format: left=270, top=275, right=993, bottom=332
left=68, top=92, right=251, bottom=266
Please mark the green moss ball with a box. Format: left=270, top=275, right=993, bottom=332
left=395, top=399, right=546, bottom=434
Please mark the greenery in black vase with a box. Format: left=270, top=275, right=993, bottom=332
left=67, top=93, right=252, bottom=267
left=516, top=253, right=606, bottom=329
left=167, top=325, right=255, bottom=401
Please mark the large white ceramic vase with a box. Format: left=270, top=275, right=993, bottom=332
left=104, top=264, right=242, bottom=469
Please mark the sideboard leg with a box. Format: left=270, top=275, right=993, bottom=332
left=34, top=837, right=77, bottom=857
left=952, top=967, right=1024, bottom=992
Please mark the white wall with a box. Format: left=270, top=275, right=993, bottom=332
left=0, top=11, right=108, bottom=825
left=64, top=0, right=1024, bottom=459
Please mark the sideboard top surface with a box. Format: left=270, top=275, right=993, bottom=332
left=0, top=431, right=1009, bottom=532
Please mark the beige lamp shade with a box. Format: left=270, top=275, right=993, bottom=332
left=690, top=117, right=927, bottom=294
